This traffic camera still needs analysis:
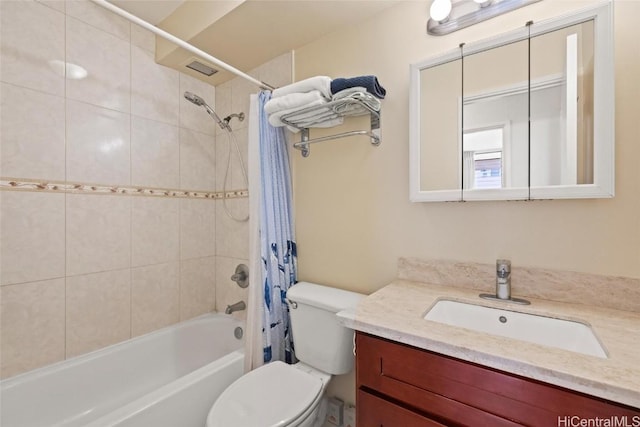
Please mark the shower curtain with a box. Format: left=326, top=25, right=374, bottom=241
left=246, top=91, right=298, bottom=370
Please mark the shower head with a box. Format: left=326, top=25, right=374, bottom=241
left=184, top=91, right=206, bottom=107
left=183, top=91, right=229, bottom=131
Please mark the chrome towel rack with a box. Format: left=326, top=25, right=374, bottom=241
left=281, top=97, right=382, bottom=157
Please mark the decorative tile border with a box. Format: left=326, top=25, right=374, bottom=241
left=0, top=178, right=248, bottom=200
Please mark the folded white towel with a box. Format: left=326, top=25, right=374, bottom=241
left=264, top=91, right=324, bottom=115
left=272, top=76, right=332, bottom=100
left=331, top=86, right=368, bottom=100
left=331, top=88, right=381, bottom=116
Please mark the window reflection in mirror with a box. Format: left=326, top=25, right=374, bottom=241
left=530, top=20, right=595, bottom=187
left=462, top=39, right=529, bottom=195
left=463, top=127, right=505, bottom=189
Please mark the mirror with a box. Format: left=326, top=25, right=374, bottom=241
left=530, top=21, right=595, bottom=188
left=462, top=38, right=529, bottom=200
left=418, top=56, right=462, bottom=199
left=409, top=3, right=614, bottom=202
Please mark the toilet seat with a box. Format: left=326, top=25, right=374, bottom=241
left=207, top=361, right=325, bottom=427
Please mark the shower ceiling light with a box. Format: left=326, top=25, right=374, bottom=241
left=427, top=0, right=541, bottom=36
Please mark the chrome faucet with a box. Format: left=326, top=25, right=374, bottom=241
left=480, top=259, right=530, bottom=305
left=496, top=259, right=511, bottom=300
left=225, top=301, right=246, bottom=314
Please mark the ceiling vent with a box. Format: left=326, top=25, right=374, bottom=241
left=185, top=59, right=218, bottom=76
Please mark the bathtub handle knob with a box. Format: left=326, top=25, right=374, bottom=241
left=231, top=264, right=249, bottom=288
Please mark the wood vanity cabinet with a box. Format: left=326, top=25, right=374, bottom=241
left=355, top=332, right=640, bottom=426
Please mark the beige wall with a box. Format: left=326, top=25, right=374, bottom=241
left=293, top=0, right=639, bottom=399
left=294, top=0, right=640, bottom=289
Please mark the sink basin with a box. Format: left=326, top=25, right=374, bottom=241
left=424, top=299, right=607, bottom=358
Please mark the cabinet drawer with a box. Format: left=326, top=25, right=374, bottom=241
left=356, top=333, right=640, bottom=425
left=357, top=389, right=447, bottom=427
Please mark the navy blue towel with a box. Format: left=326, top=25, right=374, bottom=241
left=330, top=75, right=386, bottom=99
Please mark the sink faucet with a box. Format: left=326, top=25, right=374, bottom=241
left=479, top=259, right=530, bottom=305
left=225, top=301, right=246, bottom=314
left=496, top=259, right=511, bottom=300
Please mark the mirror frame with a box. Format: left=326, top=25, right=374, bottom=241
left=409, top=2, right=614, bottom=202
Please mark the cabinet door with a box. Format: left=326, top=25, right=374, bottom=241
left=356, top=332, right=640, bottom=425
left=357, top=389, right=446, bottom=427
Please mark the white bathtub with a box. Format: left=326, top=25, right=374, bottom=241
left=0, top=313, right=244, bottom=427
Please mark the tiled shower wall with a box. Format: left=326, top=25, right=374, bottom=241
left=0, top=0, right=292, bottom=379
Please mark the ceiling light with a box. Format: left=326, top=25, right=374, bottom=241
left=430, top=0, right=452, bottom=23
left=427, top=0, right=541, bottom=36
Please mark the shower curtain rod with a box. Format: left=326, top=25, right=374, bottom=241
left=90, top=0, right=275, bottom=91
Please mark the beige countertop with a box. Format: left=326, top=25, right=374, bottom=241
left=338, top=279, right=640, bottom=409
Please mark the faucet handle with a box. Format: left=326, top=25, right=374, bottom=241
left=496, top=259, right=511, bottom=278
left=230, top=264, right=249, bottom=288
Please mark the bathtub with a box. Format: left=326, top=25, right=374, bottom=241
left=0, top=313, right=244, bottom=427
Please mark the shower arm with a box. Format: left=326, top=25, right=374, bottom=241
left=89, top=0, right=275, bottom=91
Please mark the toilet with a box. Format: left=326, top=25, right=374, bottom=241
left=206, top=282, right=364, bottom=427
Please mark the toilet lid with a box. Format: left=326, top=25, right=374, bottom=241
left=208, top=361, right=324, bottom=427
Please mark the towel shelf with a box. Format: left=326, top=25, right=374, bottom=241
left=281, top=96, right=382, bottom=157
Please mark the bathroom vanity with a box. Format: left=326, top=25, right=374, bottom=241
left=338, top=262, right=640, bottom=425
left=356, top=333, right=638, bottom=425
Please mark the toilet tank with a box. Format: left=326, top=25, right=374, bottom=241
left=286, top=282, right=365, bottom=375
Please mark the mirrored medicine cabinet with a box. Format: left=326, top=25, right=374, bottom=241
left=409, top=3, right=614, bottom=202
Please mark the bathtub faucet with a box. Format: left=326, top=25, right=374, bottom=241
left=225, top=301, right=246, bottom=314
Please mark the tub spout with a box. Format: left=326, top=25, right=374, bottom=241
left=225, top=301, right=246, bottom=314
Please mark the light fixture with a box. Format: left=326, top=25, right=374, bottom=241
left=430, top=0, right=452, bottom=23
left=474, top=0, right=492, bottom=7
left=427, top=0, right=541, bottom=36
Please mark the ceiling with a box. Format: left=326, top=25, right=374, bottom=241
left=108, top=0, right=398, bottom=87
left=110, top=0, right=185, bottom=25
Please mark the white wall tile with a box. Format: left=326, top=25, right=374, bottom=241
left=180, top=198, right=216, bottom=260
left=179, top=73, right=217, bottom=136
left=131, top=262, right=179, bottom=337
left=230, top=72, right=256, bottom=132
left=66, top=269, right=131, bottom=357
left=131, top=45, right=179, bottom=125
left=66, top=0, right=130, bottom=41
left=66, top=17, right=130, bottom=113
left=131, top=116, right=179, bottom=189
left=0, top=191, right=65, bottom=286
left=132, top=197, right=179, bottom=267
left=180, top=257, right=215, bottom=320
left=179, top=128, right=216, bottom=191
left=36, top=1, right=66, bottom=13
left=131, top=24, right=155, bottom=53
left=66, top=99, right=131, bottom=185
left=215, top=198, right=249, bottom=259
left=66, top=194, right=131, bottom=276
left=0, top=279, right=66, bottom=379
left=1, top=83, right=66, bottom=181
left=257, top=51, right=293, bottom=89
left=216, top=126, right=249, bottom=192
left=214, top=81, right=232, bottom=138
left=0, top=1, right=65, bottom=96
